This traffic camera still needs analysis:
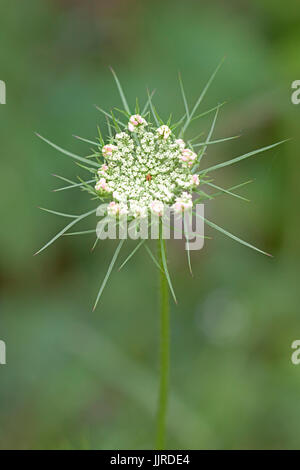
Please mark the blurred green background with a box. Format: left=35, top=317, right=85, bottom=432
left=0, top=0, right=300, bottom=450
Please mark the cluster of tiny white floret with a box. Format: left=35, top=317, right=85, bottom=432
left=95, top=115, right=200, bottom=218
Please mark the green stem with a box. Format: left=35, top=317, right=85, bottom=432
left=156, top=228, right=170, bottom=449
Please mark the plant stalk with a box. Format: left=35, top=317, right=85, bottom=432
left=156, top=227, right=170, bottom=449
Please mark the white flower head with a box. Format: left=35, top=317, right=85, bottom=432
left=128, top=114, right=147, bottom=132
left=157, top=125, right=171, bottom=140
left=95, top=121, right=200, bottom=218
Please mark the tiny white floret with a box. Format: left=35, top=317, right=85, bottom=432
left=157, top=125, right=171, bottom=140
left=172, top=192, right=193, bottom=213
left=150, top=200, right=164, bottom=216
left=175, top=138, right=185, bottom=149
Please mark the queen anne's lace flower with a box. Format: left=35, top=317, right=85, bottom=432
left=95, top=116, right=201, bottom=218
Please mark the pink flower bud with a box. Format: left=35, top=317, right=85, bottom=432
left=179, top=148, right=197, bottom=164
left=128, top=114, right=147, bottom=132
left=172, top=192, right=193, bottom=213
left=97, top=164, right=109, bottom=177
left=95, top=178, right=111, bottom=193
left=102, top=144, right=117, bottom=158
left=191, top=174, right=200, bottom=186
